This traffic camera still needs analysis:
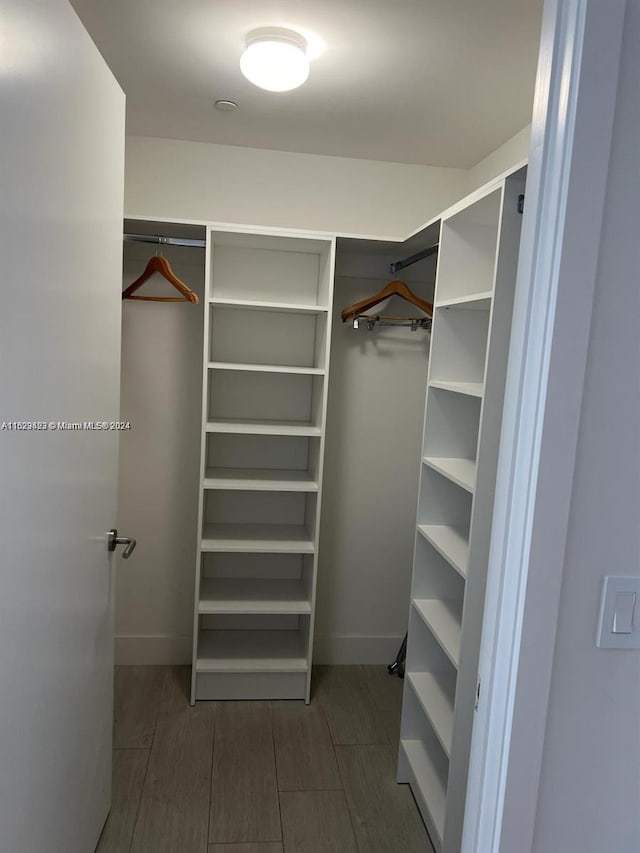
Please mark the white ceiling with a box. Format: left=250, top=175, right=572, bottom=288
left=71, top=0, right=542, bottom=168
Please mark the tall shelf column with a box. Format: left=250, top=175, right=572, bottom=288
left=191, top=228, right=335, bottom=703
left=398, top=167, right=526, bottom=851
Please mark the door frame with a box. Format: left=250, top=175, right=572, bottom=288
left=461, top=1, right=627, bottom=851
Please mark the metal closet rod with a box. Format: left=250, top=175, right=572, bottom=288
left=351, top=315, right=432, bottom=331
left=122, top=233, right=437, bottom=261
left=123, top=233, right=206, bottom=248
left=122, top=234, right=438, bottom=262
left=389, top=241, right=439, bottom=274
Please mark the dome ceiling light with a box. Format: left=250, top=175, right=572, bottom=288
left=240, top=27, right=310, bottom=92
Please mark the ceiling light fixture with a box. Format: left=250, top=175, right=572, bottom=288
left=240, top=27, right=309, bottom=92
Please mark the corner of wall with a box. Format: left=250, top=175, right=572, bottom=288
left=115, top=634, right=193, bottom=666
left=465, top=124, right=532, bottom=194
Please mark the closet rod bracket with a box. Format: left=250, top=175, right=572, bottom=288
left=389, top=242, right=439, bottom=274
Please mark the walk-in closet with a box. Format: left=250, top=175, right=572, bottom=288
left=7, top=0, right=638, bottom=850
left=114, top=156, right=526, bottom=852
left=5, top=1, right=569, bottom=852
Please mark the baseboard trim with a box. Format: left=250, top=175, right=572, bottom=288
left=313, top=634, right=404, bottom=665
left=115, top=632, right=404, bottom=666
left=115, top=634, right=192, bottom=665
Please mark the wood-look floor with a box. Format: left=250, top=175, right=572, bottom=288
left=97, top=665, right=434, bottom=853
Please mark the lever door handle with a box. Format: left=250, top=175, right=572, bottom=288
left=107, top=528, right=137, bottom=559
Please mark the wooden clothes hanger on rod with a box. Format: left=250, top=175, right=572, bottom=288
left=340, top=278, right=432, bottom=323
left=122, top=254, right=199, bottom=303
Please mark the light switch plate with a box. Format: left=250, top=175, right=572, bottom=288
left=597, top=576, right=640, bottom=649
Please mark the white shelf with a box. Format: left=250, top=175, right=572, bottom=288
left=429, top=380, right=484, bottom=398
left=208, top=361, right=325, bottom=376
left=407, top=672, right=456, bottom=757
left=199, top=578, right=311, bottom=615
left=196, top=629, right=308, bottom=672
left=206, top=418, right=322, bottom=437
left=203, top=467, right=318, bottom=492
left=417, top=524, right=469, bottom=579
left=423, top=456, right=475, bottom=493
left=201, top=523, right=315, bottom=553
left=209, top=297, right=329, bottom=315
left=435, top=291, right=493, bottom=309
left=413, top=599, right=462, bottom=669
left=400, top=739, right=446, bottom=848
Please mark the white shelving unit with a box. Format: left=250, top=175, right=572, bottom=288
left=191, top=228, right=335, bottom=702
left=398, top=167, right=526, bottom=851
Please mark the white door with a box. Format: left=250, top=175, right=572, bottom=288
left=0, top=1, right=125, bottom=851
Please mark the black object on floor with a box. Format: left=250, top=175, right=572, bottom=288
left=387, top=633, right=407, bottom=678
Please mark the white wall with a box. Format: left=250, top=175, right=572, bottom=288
left=532, top=4, right=640, bottom=849
left=317, top=250, right=436, bottom=663
left=466, top=125, right=531, bottom=194
left=117, top=132, right=530, bottom=665
left=116, top=239, right=204, bottom=664
left=125, top=136, right=468, bottom=238
left=117, top=137, right=465, bottom=664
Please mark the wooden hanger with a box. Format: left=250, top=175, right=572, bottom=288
left=340, top=279, right=432, bottom=323
left=122, top=255, right=199, bottom=304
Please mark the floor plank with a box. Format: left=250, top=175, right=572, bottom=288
left=376, top=709, right=402, bottom=754
left=359, top=666, right=404, bottom=714
left=336, top=744, right=434, bottom=853
left=158, top=665, right=192, bottom=715
left=312, top=667, right=389, bottom=746
left=209, top=702, right=281, bottom=845
left=272, top=700, right=342, bottom=791
left=113, top=666, right=167, bottom=749
left=280, top=790, right=359, bottom=853
left=96, top=749, right=148, bottom=853
left=130, top=707, right=214, bottom=853
left=110, top=665, right=428, bottom=853
left=209, top=845, right=283, bottom=853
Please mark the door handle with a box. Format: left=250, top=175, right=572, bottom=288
left=107, top=528, right=137, bottom=559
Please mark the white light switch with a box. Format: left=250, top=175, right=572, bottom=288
left=597, top=577, right=640, bottom=649
left=612, top=592, right=636, bottom=633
